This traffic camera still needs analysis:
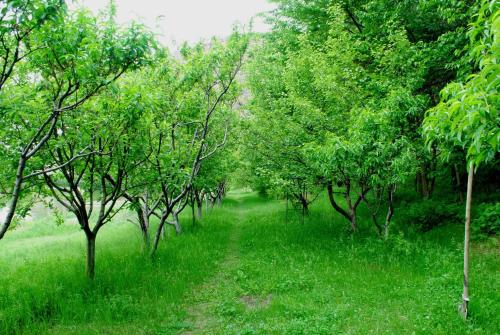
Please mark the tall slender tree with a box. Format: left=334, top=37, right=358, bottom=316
left=424, top=0, right=499, bottom=318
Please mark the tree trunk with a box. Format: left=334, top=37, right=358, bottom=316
left=421, top=170, right=430, bottom=199
left=300, top=194, right=309, bottom=216
left=362, top=196, right=382, bottom=236
left=344, top=185, right=357, bottom=232
left=135, top=207, right=150, bottom=251
left=383, top=189, right=395, bottom=240
left=86, top=233, right=96, bottom=279
left=195, top=190, right=203, bottom=219
left=151, top=215, right=167, bottom=257
left=454, top=164, right=464, bottom=202
left=327, top=181, right=358, bottom=231
left=326, top=182, right=351, bottom=222
left=142, top=229, right=150, bottom=251
left=349, top=214, right=357, bottom=232
left=372, top=213, right=382, bottom=236
left=161, top=224, right=166, bottom=239
left=416, top=173, right=421, bottom=194
left=172, top=212, right=182, bottom=235
left=197, top=203, right=203, bottom=220
left=0, top=156, right=27, bottom=239
left=191, top=200, right=196, bottom=227
left=460, top=164, right=474, bottom=318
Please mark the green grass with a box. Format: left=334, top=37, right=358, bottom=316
left=0, top=205, right=233, bottom=334
left=1, top=190, right=499, bottom=334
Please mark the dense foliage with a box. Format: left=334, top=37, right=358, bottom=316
left=0, top=1, right=247, bottom=277
left=243, top=0, right=498, bottom=236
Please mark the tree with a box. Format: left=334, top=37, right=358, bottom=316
left=149, top=33, right=246, bottom=255
left=423, top=0, right=499, bottom=318
left=243, top=28, right=328, bottom=211
left=117, top=32, right=247, bottom=255
left=0, top=5, right=153, bottom=240
left=38, top=70, right=152, bottom=279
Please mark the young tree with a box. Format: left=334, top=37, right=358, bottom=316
left=349, top=111, right=415, bottom=238
left=38, top=73, right=151, bottom=279
left=423, top=0, right=499, bottom=318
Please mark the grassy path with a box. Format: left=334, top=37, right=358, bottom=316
left=180, top=191, right=284, bottom=334
left=183, top=198, right=243, bottom=333
left=177, top=191, right=499, bottom=334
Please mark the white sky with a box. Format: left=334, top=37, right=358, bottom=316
left=70, top=0, right=276, bottom=49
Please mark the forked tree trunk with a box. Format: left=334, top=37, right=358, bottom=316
left=460, top=164, right=474, bottom=318
left=86, top=233, right=96, bottom=279
left=327, top=181, right=358, bottom=232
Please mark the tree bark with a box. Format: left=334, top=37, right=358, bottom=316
left=349, top=214, right=357, bottom=232
left=195, top=191, right=203, bottom=219
left=383, top=188, right=395, bottom=240
left=344, top=181, right=358, bottom=232
left=151, top=218, right=165, bottom=257
left=197, top=204, right=203, bottom=220
left=205, top=195, right=209, bottom=214
left=454, top=164, right=464, bottom=202
left=421, top=170, right=430, bottom=199
left=0, top=155, right=27, bottom=239
left=191, top=199, right=196, bottom=227
left=161, top=224, right=166, bottom=239
left=327, top=181, right=359, bottom=232
left=300, top=194, right=309, bottom=216
left=151, top=210, right=171, bottom=257
left=460, top=164, right=474, bottom=318
left=86, top=233, right=96, bottom=280
left=327, top=182, right=351, bottom=221
left=142, top=229, right=150, bottom=251
left=171, top=212, right=182, bottom=235
left=134, top=207, right=150, bottom=251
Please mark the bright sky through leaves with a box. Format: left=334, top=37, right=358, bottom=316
left=71, top=0, right=276, bottom=48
